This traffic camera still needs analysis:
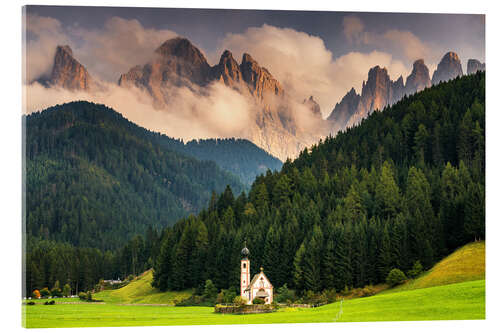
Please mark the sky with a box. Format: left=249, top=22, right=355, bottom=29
left=23, top=5, right=485, bottom=125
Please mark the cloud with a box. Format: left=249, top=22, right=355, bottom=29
left=343, top=15, right=433, bottom=64
left=216, top=24, right=410, bottom=117
left=25, top=14, right=70, bottom=83
left=343, top=16, right=365, bottom=44
left=72, top=17, right=178, bottom=82
left=25, top=15, right=178, bottom=84
left=25, top=80, right=255, bottom=141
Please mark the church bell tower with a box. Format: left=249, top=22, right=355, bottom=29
left=240, top=241, right=250, bottom=300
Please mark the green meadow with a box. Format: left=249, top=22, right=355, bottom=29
left=23, top=280, right=485, bottom=328
left=23, top=241, right=485, bottom=328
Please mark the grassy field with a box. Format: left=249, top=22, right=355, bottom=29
left=23, top=241, right=485, bottom=328
left=23, top=279, right=485, bottom=328
left=385, top=241, right=485, bottom=294
left=93, top=270, right=192, bottom=305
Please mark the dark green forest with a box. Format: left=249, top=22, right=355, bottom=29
left=178, top=138, right=282, bottom=186
left=152, top=72, right=485, bottom=294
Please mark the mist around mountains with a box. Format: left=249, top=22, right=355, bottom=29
left=27, top=35, right=484, bottom=161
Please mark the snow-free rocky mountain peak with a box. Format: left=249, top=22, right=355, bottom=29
left=40, top=45, right=93, bottom=91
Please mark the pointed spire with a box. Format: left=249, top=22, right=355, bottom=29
left=241, top=241, right=250, bottom=258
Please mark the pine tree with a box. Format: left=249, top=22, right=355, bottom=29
left=293, top=242, right=306, bottom=291
left=374, top=161, right=401, bottom=220
left=302, top=225, right=324, bottom=292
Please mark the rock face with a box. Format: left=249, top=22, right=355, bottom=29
left=328, top=66, right=406, bottom=130
left=328, top=54, right=459, bottom=133
left=303, top=96, right=322, bottom=118
left=431, top=52, right=463, bottom=85
left=327, top=88, right=361, bottom=132
left=119, top=37, right=319, bottom=161
left=467, top=59, right=485, bottom=75
left=118, top=37, right=212, bottom=106
left=210, top=50, right=244, bottom=87
left=46, top=45, right=93, bottom=91
left=405, top=59, right=431, bottom=94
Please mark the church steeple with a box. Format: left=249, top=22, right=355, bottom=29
left=240, top=241, right=250, bottom=302
left=241, top=240, right=250, bottom=258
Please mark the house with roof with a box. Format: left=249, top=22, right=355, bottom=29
left=240, top=242, right=273, bottom=305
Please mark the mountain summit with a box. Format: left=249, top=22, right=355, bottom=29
left=405, top=59, right=431, bottom=94
left=431, top=51, right=463, bottom=85
left=43, top=45, right=93, bottom=91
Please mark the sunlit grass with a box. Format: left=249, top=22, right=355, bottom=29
left=93, top=270, right=192, bottom=305
left=386, top=241, right=485, bottom=294
left=24, top=279, right=484, bottom=328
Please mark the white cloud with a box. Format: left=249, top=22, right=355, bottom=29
left=25, top=80, right=255, bottom=141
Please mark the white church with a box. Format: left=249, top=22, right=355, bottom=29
left=240, top=242, right=273, bottom=305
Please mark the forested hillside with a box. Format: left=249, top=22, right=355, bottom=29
left=179, top=138, right=282, bottom=186
left=152, top=72, right=485, bottom=294
left=25, top=101, right=245, bottom=250
left=144, top=136, right=282, bottom=186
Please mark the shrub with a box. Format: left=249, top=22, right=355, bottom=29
left=340, top=285, right=350, bottom=296
left=360, top=285, right=375, bottom=297
left=300, top=290, right=326, bottom=305
left=44, top=300, right=55, bottom=305
left=216, top=288, right=238, bottom=304
left=32, top=289, right=41, bottom=299
left=63, top=284, right=71, bottom=297
left=252, top=297, right=265, bottom=304
left=233, top=296, right=247, bottom=306
left=78, top=292, right=87, bottom=301
left=40, top=287, right=51, bottom=298
left=26, top=301, right=35, bottom=305
left=202, top=279, right=218, bottom=301
left=50, top=287, right=62, bottom=298
left=86, top=291, right=92, bottom=301
left=276, top=284, right=294, bottom=303
left=216, top=291, right=225, bottom=304
left=386, top=268, right=407, bottom=286
left=224, top=287, right=237, bottom=303
left=322, top=289, right=337, bottom=303
left=175, top=295, right=212, bottom=307
left=407, top=261, right=424, bottom=279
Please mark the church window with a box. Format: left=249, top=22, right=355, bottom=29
left=243, top=263, right=246, bottom=268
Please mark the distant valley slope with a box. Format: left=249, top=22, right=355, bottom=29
left=25, top=101, right=246, bottom=250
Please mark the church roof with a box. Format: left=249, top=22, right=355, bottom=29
left=244, top=267, right=273, bottom=291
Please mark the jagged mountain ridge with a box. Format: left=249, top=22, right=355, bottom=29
left=118, top=37, right=321, bottom=161
left=327, top=51, right=484, bottom=132
left=35, top=43, right=485, bottom=161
